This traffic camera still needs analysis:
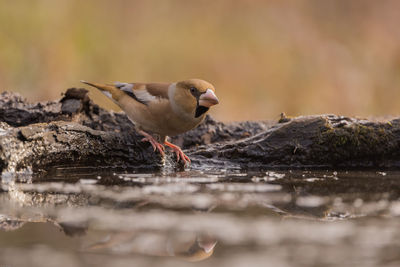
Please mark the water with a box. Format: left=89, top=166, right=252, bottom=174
left=1, top=167, right=400, bottom=267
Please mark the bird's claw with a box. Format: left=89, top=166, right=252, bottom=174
left=141, top=137, right=165, bottom=156
left=172, top=148, right=191, bottom=165
left=139, top=131, right=190, bottom=164
left=164, top=141, right=191, bottom=165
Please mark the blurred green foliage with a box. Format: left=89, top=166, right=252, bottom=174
left=1, top=0, right=400, bottom=121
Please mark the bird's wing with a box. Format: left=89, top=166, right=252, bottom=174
left=81, top=80, right=173, bottom=135
left=80, top=80, right=151, bottom=117
left=115, top=82, right=170, bottom=105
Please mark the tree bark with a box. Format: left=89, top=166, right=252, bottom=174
left=0, top=89, right=399, bottom=179
left=189, top=115, right=400, bottom=168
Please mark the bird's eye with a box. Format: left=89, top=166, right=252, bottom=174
left=190, top=87, right=197, bottom=93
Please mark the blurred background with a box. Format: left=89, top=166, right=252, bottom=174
left=1, top=0, right=400, bottom=122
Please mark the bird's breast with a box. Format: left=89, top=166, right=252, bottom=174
left=157, top=113, right=204, bottom=136
left=127, top=100, right=204, bottom=137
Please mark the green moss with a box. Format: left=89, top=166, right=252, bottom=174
left=317, top=123, right=393, bottom=161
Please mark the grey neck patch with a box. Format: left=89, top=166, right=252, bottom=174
left=169, top=83, right=189, bottom=119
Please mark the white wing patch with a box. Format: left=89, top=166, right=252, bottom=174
left=101, top=90, right=112, bottom=99
left=133, top=89, right=158, bottom=103
left=115, top=82, right=160, bottom=104
left=114, top=82, right=133, bottom=92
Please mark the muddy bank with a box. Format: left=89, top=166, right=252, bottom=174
left=0, top=89, right=399, bottom=177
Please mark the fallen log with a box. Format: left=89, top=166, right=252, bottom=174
left=0, top=89, right=399, bottom=179
left=190, top=115, right=400, bottom=168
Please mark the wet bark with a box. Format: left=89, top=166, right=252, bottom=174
left=189, top=115, right=400, bottom=169
left=0, top=89, right=399, bottom=178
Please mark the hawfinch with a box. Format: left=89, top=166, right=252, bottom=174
left=87, top=231, right=217, bottom=262
left=81, top=79, right=219, bottom=164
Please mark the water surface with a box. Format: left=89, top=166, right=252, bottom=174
left=1, top=166, right=400, bottom=267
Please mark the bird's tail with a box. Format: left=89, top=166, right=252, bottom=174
left=80, top=80, right=125, bottom=101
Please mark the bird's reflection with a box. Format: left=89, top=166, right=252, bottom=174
left=86, top=231, right=217, bottom=262
left=0, top=213, right=217, bottom=262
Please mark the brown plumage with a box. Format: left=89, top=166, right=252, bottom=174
left=81, top=79, right=219, bottom=164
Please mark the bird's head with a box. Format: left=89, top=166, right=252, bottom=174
left=173, top=79, right=219, bottom=118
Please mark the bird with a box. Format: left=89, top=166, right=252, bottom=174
left=80, top=79, right=219, bottom=164
left=86, top=231, right=217, bottom=262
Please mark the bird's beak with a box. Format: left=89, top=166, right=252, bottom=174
left=199, top=89, right=219, bottom=107
left=198, top=240, right=217, bottom=254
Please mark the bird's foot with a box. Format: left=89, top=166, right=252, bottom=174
left=139, top=130, right=165, bottom=156
left=164, top=141, right=191, bottom=164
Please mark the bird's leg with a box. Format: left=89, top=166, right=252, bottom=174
left=164, top=141, right=191, bottom=164
left=138, top=130, right=165, bottom=156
